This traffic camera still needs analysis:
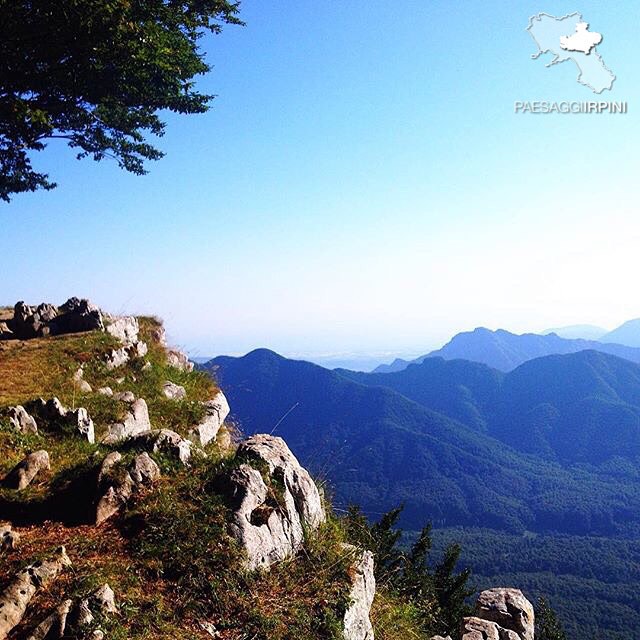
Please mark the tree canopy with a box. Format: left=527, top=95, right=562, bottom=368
left=0, top=0, right=243, bottom=201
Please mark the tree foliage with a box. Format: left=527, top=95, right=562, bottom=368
left=344, top=505, right=474, bottom=639
left=0, top=0, right=243, bottom=201
left=535, top=597, right=569, bottom=640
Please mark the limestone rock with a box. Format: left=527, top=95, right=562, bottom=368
left=0, top=524, right=19, bottom=551
left=461, top=617, right=520, bottom=640
left=474, top=589, right=534, bottom=640
left=68, top=407, right=95, bottom=443
left=26, top=584, right=116, bottom=640
left=8, top=405, right=38, bottom=434
left=162, top=381, right=187, bottom=400
left=53, top=297, right=104, bottom=334
left=167, top=348, right=194, bottom=371
left=0, top=322, right=13, bottom=339
left=29, top=398, right=94, bottom=442
left=129, top=429, right=193, bottom=466
left=0, top=546, right=71, bottom=640
left=342, top=545, right=375, bottom=640
left=3, top=450, right=50, bottom=490
left=189, top=391, right=230, bottom=446
left=105, top=340, right=148, bottom=369
left=431, top=636, right=453, bottom=640
left=96, top=452, right=160, bottom=524
left=106, top=316, right=139, bottom=344
left=104, top=398, right=151, bottom=443
left=113, top=390, right=136, bottom=403
left=97, top=387, right=114, bottom=397
left=216, top=434, right=325, bottom=570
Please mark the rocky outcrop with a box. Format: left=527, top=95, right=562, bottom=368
left=106, top=316, right=139, bottom=344
left=96, top=452, right=160, bottom=524
left=167, top=348, right=194, bottom=372
left=8, top=298, right=104, bottom=340
left=105, top=340, right=148, bottom=369
left=0, top=546, right=71, bottom=640
left=2, top=450, right=50, bottom=490
left=462, top=589, right=534, bottom=640
left=162, top=381, right=186, bottom=400
left=29, top=397, right=95, bottom=443
left=103, top=398, right=151, bottom=443
left=216, top=434, right=325, bottom=570
left=128, top=429, right=193, bottom=466
left=342, top=545, right=375, bottom=640
left=189, top=391, right=230, bottom=446
left=26, top=583, right=117, bottom=640
left=0, top=524, right=19, bottom=551
left=7, top=405, right=38, bottom=433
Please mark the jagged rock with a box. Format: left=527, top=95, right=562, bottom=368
left=68, top=408, right=95, bottom=443
left=167, top=348, right=193, bottom=371
left=104, top=398, right=151, bottom=443
left=199, top=621, right=220, bottom=637
left=189, top=391, right=230, bottom=446
left=96, top=452, right=160, bottom=524
left=53, top=298, right=104, bottom=334
left=461, top=617, right=520, bottom=640
left=0, top=524, right=19, bottom=551
left=106, top=316, right=139, bottom=344
left=97, top=387, right=113, bottom=396
left=0, top=322, right=12, bottom=339
left=162, top=381, right=187, bottom=400
left=105, top=346, right=130, bottom=369
left=113, top=390, right=135, bottom=403
left=26, top=584, right=116, bottom=640
left=151, top=324, right=167, bottom=346
left=216, top=434, right=325, bottom=570
left=129, top=429, right=193, bottom=465
left=29, top=398, right=94, bottom=442
left=105, top=340, right=148, bottom=369
left=8, top=405, right=38, bottom=434
left=3, top=450, right=50, bottom=490
left=0, top=546, right=71, bottom=640
left=342, top=545, right=375, bottom=640
left=473, top=589, right=534, bottom=640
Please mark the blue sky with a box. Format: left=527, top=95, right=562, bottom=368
left=2, top=1, right=640, bottom=359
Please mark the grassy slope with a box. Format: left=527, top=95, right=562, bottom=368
left=0, top=321, right=423, bottom=640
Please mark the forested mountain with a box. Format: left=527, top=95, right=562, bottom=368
left=206, top=348, right=640, bottom=640
left=205, top=349, right=640, bottom=536
left=372, top=327, right=640, bottom=373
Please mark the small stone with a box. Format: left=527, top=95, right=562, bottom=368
left=104, top=398, right=151, bottom=443
left=0, top=524, right=20, bottom=551
left=8, top=406, right=38, bottom=434
left=3, top=450, right=50, bottom=490
left=113, top=391, right=135, bottom=403
left=189, top=391, right=230, bottom=446
left=162, top=381, right=186, bottom=400
left=97, top=387, right=113, bottom=397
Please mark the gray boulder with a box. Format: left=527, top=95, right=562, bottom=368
left=216, top=434, right=325, bottom=570
left=97, top=386, right=113, bottom=397
left=167, top=348, right=194, bottom=371
left=473, top=588, right=534, bottom=640
left=461, top=617, right=520, bottom=640
left=26, top=583, right=116, bottom=640
left=128, top=429, right=193, bottom=466
left=106, top=316, right=139, bottom=344
left=96, top=452, right=160, bottom=524
left=104, top=398, right=151, bottom=443
left=105, top=340, right=148, bottom=369
left=342, top=545, right=375, bottom=640
left=68, top=407, right=95, bottom=443
left=3, top=450, right=50, bottom=490
left=29, top=397, right=93, bottom=442
left=0, top=546, right=71, bottom=640
left=8, top=405, right=38, bottom=434
left=0, top=524, right=19, bottom=551
left=189, top=391, right=230, bottom=446
left=162, top=381, right=187, bottom=400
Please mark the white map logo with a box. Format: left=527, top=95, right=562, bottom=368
left=527, top=12, right=615, bottom=94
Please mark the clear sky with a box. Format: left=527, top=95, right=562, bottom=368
left=2, top=1, right=640, bottom=359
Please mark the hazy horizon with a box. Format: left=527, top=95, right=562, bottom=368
left=2, top=1, right=639, bottom=357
